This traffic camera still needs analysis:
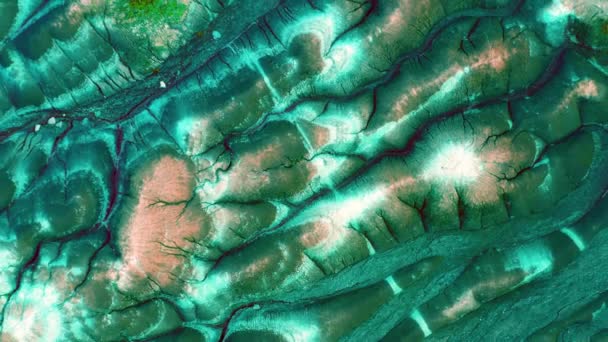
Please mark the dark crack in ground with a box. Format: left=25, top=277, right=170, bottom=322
left=1, top=0, right=608, bottom=341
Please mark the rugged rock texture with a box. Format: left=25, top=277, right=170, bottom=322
left=1, top=0, right=607, bottom=341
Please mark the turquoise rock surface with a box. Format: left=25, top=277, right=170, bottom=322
left=1, top=0, right=608, bottom=341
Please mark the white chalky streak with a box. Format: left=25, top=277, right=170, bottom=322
left=364, top=236, right=376, bottom=255
left=560, top=227, right=586, bottom=251
left=410, top=308, right=432, bottom=337
left=385, top=275, right=402, bottom=295
left=252, top=58, right=280, bottom=102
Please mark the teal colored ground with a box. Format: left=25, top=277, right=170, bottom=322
left=0, top=0, right=608, bottom=341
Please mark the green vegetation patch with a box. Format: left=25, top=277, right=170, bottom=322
left=113, top=0, right=187, bottom=26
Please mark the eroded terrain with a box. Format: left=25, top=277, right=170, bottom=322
left=1, top=0, right=608, bottom=341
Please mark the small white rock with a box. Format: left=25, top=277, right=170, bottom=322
left=212, top=30, right=221, bottom=40
left=34, top=124, right=41, bottom=132
left=48, top=117, right=56, bottom=125
left=160, top=81, right=167, bottom=88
